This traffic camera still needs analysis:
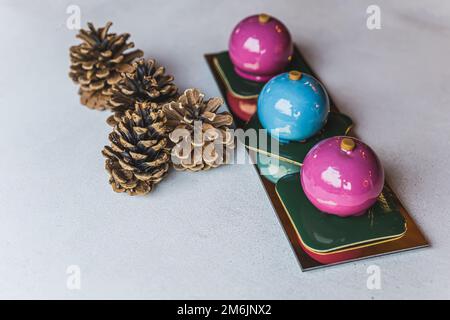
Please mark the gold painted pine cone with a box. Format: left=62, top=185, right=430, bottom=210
left=163, top=88, right=235, bottom=171
left=69, top=21, right=143, bottom=110
left=107, top=59, right=178, bottom=126
left=102, top=102, right=170, bottom=195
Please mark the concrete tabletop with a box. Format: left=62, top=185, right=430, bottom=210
left=0, top=0, right=449, bottom=299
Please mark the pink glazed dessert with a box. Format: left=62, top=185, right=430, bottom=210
left=301, top=137, right=385, bottom=217
left=228, top=14, right=293, bottom=82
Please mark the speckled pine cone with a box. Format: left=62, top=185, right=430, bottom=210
left=69, top=21, right=143, bottom=110
left=102, top=102, right=170, bottom=195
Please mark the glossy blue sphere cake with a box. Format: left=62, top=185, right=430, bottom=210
left=257, top=71, right=330, bottom=142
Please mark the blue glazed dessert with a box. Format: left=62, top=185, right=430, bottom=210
left=257, top=71, right=330, bottom=142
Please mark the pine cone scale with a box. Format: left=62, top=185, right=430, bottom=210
left=106, top=73, right=122, bottom=85
left=99, top=21, right=112, bottom=39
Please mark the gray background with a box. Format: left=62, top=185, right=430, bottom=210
left=0, top=0, right=449, bottom=299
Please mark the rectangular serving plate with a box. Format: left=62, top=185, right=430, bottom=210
left=204, top=49, right=429, bottom=271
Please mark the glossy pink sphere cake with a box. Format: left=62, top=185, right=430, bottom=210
left=228, top=14, right=293, bottom=82
left=301, top=137, right=385, bottom=217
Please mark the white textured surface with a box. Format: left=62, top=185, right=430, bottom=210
left=0, top=0, right=449, bottom=299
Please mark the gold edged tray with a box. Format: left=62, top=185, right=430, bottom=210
left=204, top=49, right=429, bottom=271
